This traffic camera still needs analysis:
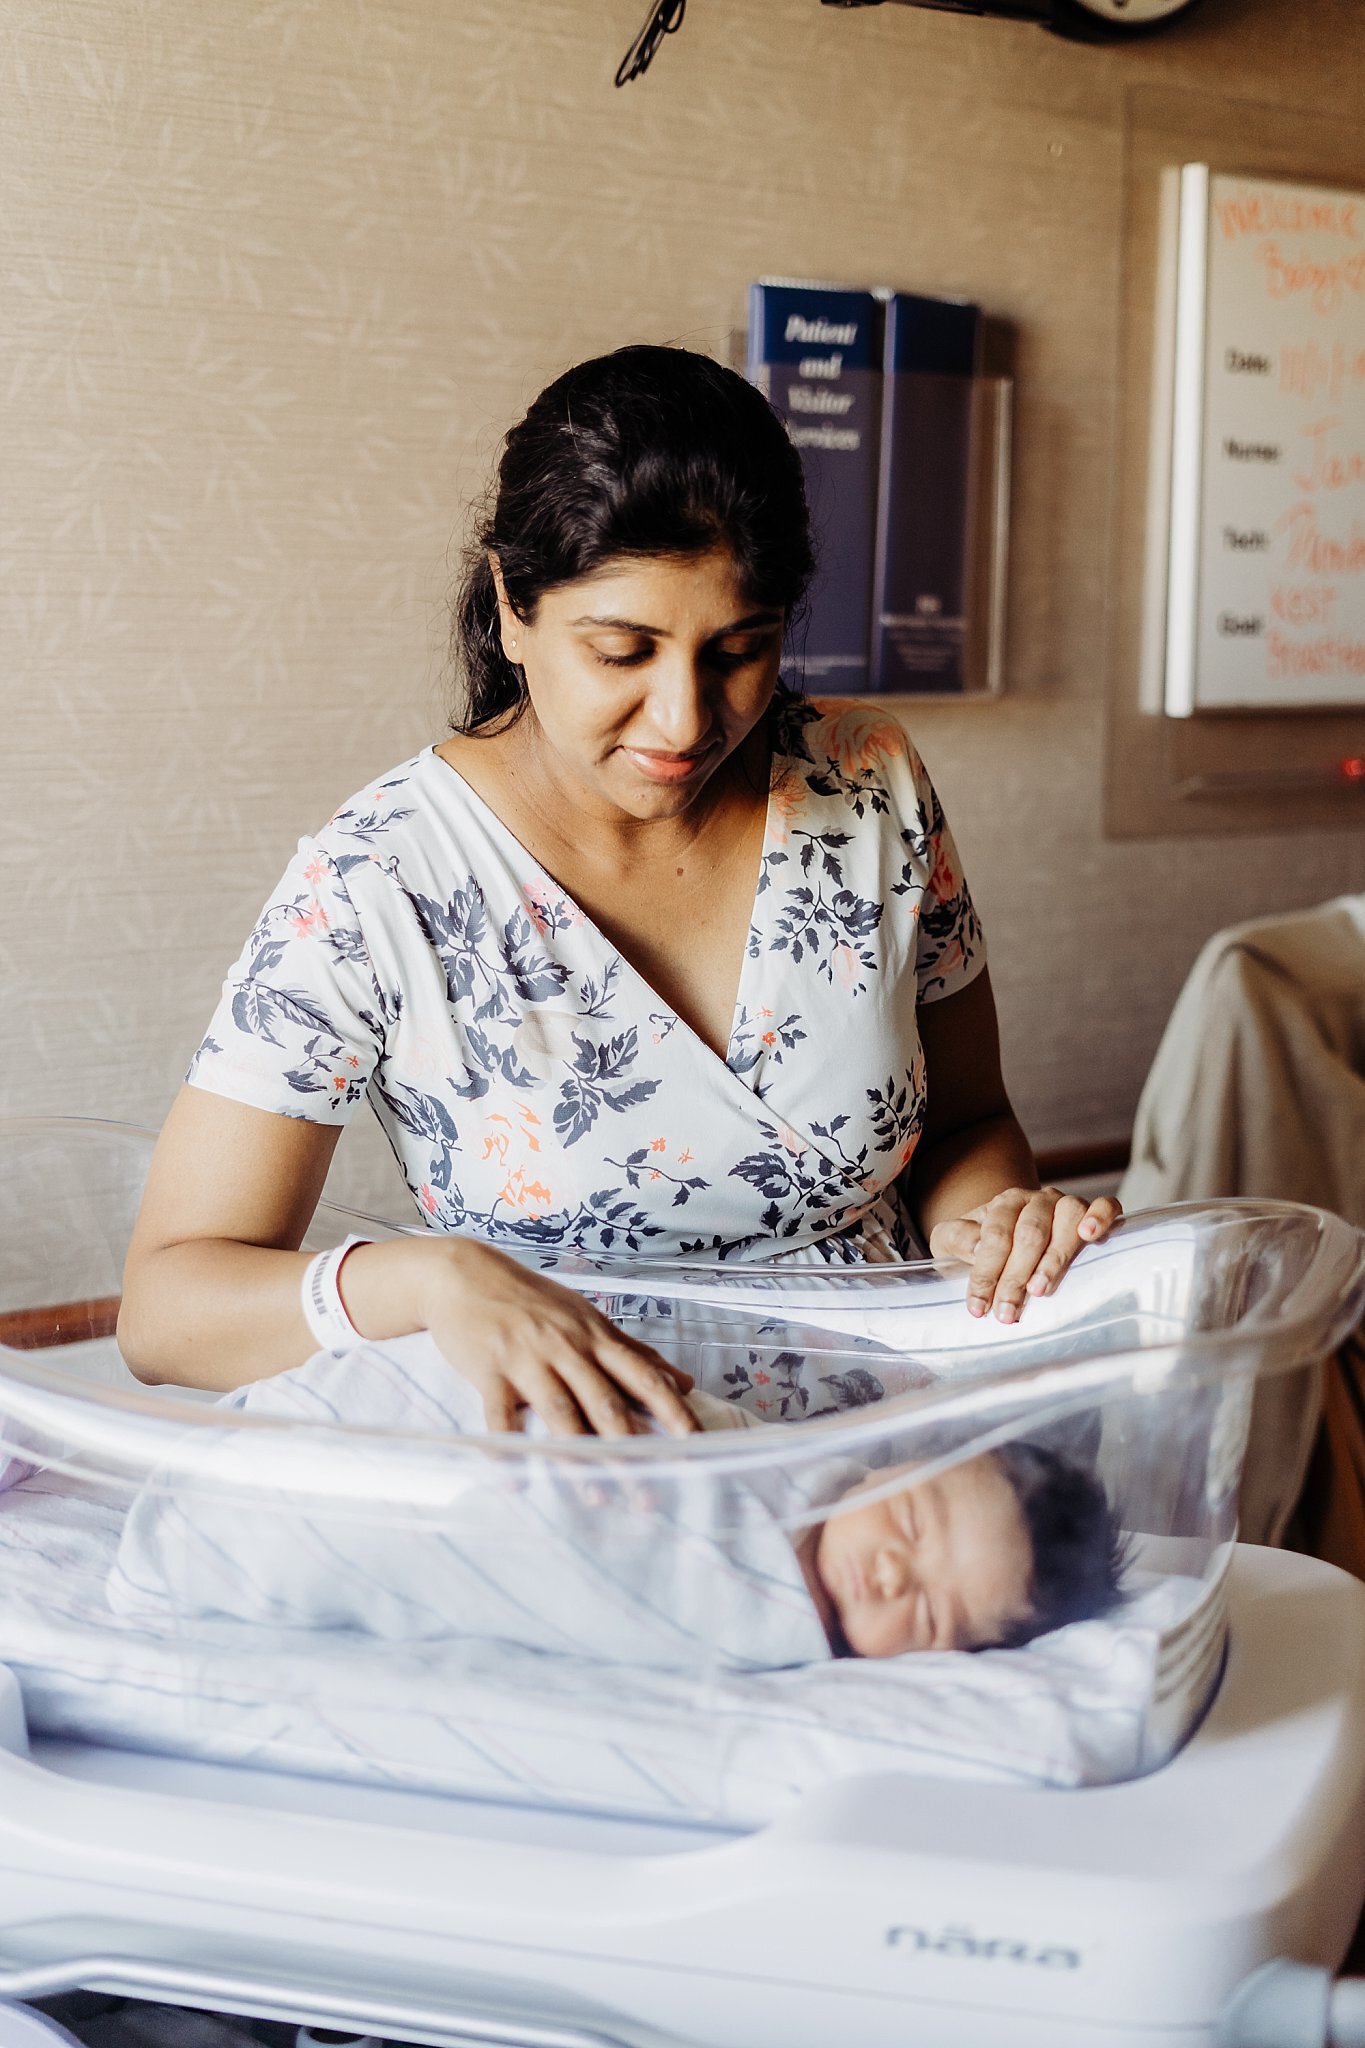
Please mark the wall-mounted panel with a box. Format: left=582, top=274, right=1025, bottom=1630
left=1106, top=85, right=1365, bottom=834
left=1164, top=165, right=1365, bottom=719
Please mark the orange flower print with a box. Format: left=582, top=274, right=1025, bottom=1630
left=678, top=1149, right=694, bottom=1165
left=649, top=1137, right=667, bottom=1153
left=303, top=856, right=328, bottom=887
left=928, top=842, right=959, bottom=903
left=824, top=706, right=902, bottom=776
left=832, top=942, right=860, bottom=991
left=288, top=899, right=329, bottom=938
left=481, top=1111, right=512, bottom=1165
left=482, top=1107, right=545, bottom=1187
left=418, top=1184, right=438, bottom=1215
left=761, top=1030, right=777, bottom=1046
left=767, top=766, right=806, bottom=847
left=498, top=1169, right=553, bottom=1218
left=524, top=884, right=585, bottom=936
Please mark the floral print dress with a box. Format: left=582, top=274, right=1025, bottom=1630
left=189, top=697, right=985, bottom=1267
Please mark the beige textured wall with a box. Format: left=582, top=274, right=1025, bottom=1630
left=6, top=0, right=1365, bottom=1215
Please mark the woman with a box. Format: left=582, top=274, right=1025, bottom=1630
left=119, top=345, right=1118, bottom=1436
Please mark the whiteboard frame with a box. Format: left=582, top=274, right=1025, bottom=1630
left=1163, top=164, right=1210, bottom=720
left=1103, top=84, right=1365, bottom=840
left=1160, top=159, right=1365, bottom=722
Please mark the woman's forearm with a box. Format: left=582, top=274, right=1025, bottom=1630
left=119, top=1228, right=697, bottom=1437
left=905, top=1110, right=1040, bottom=1248
left=116, top=1089, right=692, bottom=1433
left=905, top=982, right=1118, bottom=1314
left=118, top=1234, right=445, bottom=1392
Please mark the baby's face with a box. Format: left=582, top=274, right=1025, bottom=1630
left=813, top=1453, right=1034, bottom=1659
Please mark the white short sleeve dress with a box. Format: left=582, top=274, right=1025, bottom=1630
left=189, top=697, right=985, bottom=1266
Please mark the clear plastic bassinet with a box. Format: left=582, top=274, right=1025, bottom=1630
left=0, top=1116, right=1362, bottom=1830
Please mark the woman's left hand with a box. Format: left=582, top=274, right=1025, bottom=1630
left=928, top=1187, right=1122, bottom=1325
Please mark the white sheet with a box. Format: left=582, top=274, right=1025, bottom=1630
left=0, top=1470, right=1219, bottom=1827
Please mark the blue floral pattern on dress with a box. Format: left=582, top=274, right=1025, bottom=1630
left=189, top=697, right=984, bottom=1268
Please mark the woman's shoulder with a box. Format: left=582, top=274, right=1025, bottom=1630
left=305, top=747, right=454, bottom=870
left=771, top=692, right=936, bottom=824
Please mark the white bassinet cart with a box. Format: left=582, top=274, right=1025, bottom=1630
left=1, top=1118, right=1365, bottom=2048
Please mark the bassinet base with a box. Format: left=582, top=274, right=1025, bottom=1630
left=0, top=1545, right=1362, bottom=2048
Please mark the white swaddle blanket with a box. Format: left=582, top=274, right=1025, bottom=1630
left=0, top=1439, right=32, bottom=1495
left=0, top=1332, right=1227, bottom=1822
left=110, top=1336, right=855, bottom=1673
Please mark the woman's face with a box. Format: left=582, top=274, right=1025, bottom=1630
left=493, top=545, right=785, bottom=820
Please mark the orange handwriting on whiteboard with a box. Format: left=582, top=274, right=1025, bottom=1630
left=1281, top=342, right=1365, bottom=403
left=1256, top=242, right=1365, bottom=318
left=1293, top=419, right=1365, bottom=494
left=1270, top=584, right=1339, bottom=627
left=1215, top=188, right=1363, bottom=243
left=1266, top=629, right=1365, bottom=679
left=1276, top=504, right=1365, bottom=578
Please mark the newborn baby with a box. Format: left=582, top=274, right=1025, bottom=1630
left=110, top=1335, right=1124, bottom=1671
left=801, top=1439, right=1123, bottom=1660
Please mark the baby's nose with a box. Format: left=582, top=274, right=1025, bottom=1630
left=873, top=1547, right=912, bottom=1601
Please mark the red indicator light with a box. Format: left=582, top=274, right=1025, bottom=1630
left=1342, top=757, right=1365, bottom=782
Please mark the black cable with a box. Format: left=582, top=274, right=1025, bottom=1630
left=614, top=0, right=687, bottom=86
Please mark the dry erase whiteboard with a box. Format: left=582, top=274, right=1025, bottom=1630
left=1165, top=166, right=1365, bottom=716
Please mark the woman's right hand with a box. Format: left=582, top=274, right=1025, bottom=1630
left=119, top=1088, right=695, bottom=1436
left=402, top=1237, right=698, bottom=1439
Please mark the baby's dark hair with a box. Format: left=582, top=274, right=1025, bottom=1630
left=991, top=1441, right=1127, bottom=1648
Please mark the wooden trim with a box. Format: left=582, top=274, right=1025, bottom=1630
left=0, top=1296, right=121, bottom=1351
left=1035, top=1139, right=1131, bottom=1184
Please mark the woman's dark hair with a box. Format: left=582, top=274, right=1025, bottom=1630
left=992, top=1441, right=1129, bottom=1649
left=452, top=344, right=816, bottom=732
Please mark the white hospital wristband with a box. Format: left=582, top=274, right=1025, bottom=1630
left=300, top=1235, right=372, bottom=1353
